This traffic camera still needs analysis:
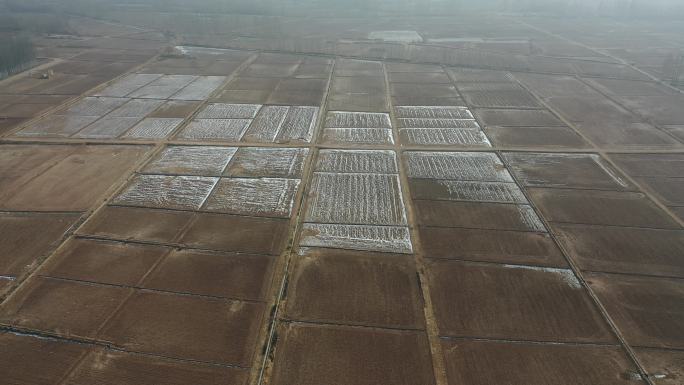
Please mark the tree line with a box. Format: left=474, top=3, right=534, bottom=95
left=0, top=10, right=36, bottom=77
left=0, top=33, right=35, bottom=76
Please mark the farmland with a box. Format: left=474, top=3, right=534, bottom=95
left=1, top=3, right=683, bottom=385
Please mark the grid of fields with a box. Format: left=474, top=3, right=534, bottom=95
left=1, top=13, right=683, bottom=385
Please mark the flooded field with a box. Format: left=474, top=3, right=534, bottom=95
left=1, top=6, right=683, bottom=385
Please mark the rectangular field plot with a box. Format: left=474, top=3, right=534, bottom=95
left=306, top=173, right=407, bottom=226
left=112, top=175, right=218, bottom=210
left=474, top=109, right=565, bottom=127
left=485, top=125, right=590, bottom=149
left=322, top=111, right=393, bottom=145
left=458, top=82, right=542, bottom=108
left=325, top=111, right=392, bottom=128
left=17, top=115, right=100, bottom=137
left=202, top=178, right=300, bottom=218
left=149, top=101, right=201, bottom=118
left=224, top=147, right=308, bottom=178
left=409, top=179, right=528, bottom=204
left=461, top=90, right=541, bottom=108
left=107, top=99, right=165, bottom=118
left=63, top=97, right=129, bottom=116
left=414, top=200, right=546, bottom=232
left=198, top=103, right=261, bottom=119
left=300, top=223, right=413, bottom=254
left=315, top=149, right=398, bottom=174
left=503, top=152, right=631, bottom=190
left=93, top=74, right=162, bottom=97
left=241, top=105, right=288, bottom=142
left=128, top=75, right=198, bottom=99
left=394, top=106, right=473, bottom=119
left=272, top=106, right=319, bottom=143
left=177, top=119, right=252, bottom=141
left=170, top=76, right=226, bottom=101
left=143, top=146, right=237, bottom=176
left=73, top=116, right=143, bottom=139
left=122, top=118, right=184, bottom=139
left=405, top=151, right=513, bottom=182
left=395, top=106, right=489, bottom=147
left=321, top=128, right=394, bottom=145
left=400, top=128, right=491, bottom=146
left=300, top=149, right=412, bottom=253
left=398, top=118, right=480, bottom=129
